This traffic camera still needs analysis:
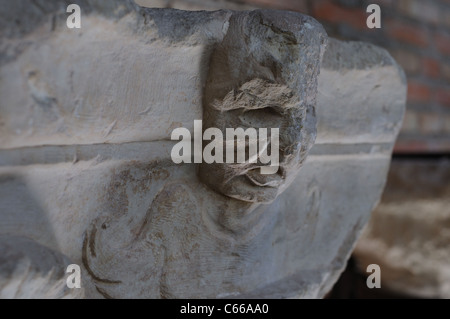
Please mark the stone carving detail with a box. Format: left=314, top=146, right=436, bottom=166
left=199, top=9, right=325, bottom=203
left=0, top=0, right=406, bottom=298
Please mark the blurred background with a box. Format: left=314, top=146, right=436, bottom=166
left=136, top=0, right=450, bottom=298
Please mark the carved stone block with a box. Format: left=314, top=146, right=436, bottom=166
left=0, top=0, right=406, bottom=298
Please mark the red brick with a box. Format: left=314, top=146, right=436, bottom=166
left=394, top=139, right=450, bottom=153
left=435, top=33, right=450, bottom=56
left=443, top=9, right=450, bottom=28
left=445, top=115, right=450, bottom=134
left=437, top=89, right=450, bottom=107
left=442, top=63, right=450, bottom=82
left=393, top=140, right=430, bottom=153
left=390, top=49, right=421, bottom=75
left=422, top=57, right=440, bottom=78
left=419, top=113, right=444, bottom=134
left=312, top=1, right=367, bottom=30
left=376, top=0, right=393, bottom=6
left=398, top=0, right=440, bottom=25
left=407, top=81, right=432, bottom=103
left=400, top=109, right=419, bottom=133
left=386, top=20, right=429, bottom=47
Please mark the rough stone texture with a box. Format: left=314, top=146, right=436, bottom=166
left=354, top=159, right=450, bottom=298
left=136, top=0, right=450, bottom=154
left=0, top=0, right=406, bottom=298
left=198, top=10, right=326, bottom=203
left=0, top=236, right=84, bottom=298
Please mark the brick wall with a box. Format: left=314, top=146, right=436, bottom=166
left=304, top=0, right=450, bottom=154
left=138, top=0, right=450, bottom=153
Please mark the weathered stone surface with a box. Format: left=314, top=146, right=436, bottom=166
left=316, top=39, right=406, bottom=145
left=0, top=236, right=84, bottom=298
left=198, top=10, right=325, bottom=203
left=0, top=0, right=406, bottom=298
left=354, top=159, right=450, bottom=298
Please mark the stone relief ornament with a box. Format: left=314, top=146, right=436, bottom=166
left=0, top=0, right=405, bottom=298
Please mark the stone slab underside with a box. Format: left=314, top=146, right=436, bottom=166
left=0, top=0, right=406, bottom=298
